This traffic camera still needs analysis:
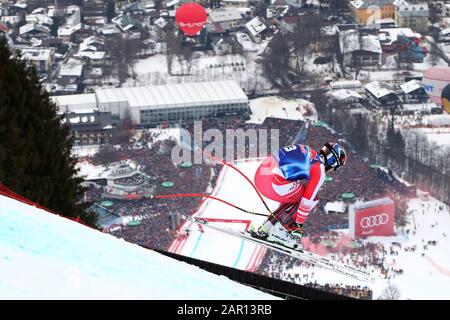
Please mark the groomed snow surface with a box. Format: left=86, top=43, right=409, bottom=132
left=0, top=193, right=277, bottom=300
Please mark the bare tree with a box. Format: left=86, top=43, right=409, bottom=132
left=165, top=31, right=183, bottom=75
left=181, top=45, right=194, bottom=75
left=111, top=108, right=134, bottom=145
left=427, top=0, right=441, bottom=26
left=262, top=32, right=290, bottom=88
left=93, top=145, right=122, bottom=165
left=425, top=38, right=450, bottom=66
left=105, top=34, right=140, bottom=83
left=378, top=284, right=401, bottom=300
left=290, top=14, right=323, bottom=75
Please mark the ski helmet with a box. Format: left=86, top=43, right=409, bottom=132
left=319, top=142, right=347, bottom=172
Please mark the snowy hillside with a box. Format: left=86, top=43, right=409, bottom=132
left=0, top=193, right=277, bottom=300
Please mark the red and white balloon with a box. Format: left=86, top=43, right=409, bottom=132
left=175, top=3, right=207, bottom=37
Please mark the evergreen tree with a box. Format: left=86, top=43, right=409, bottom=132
left=0, top=37, right=97, bottom=226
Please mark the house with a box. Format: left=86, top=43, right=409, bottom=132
left=26, top=8, right=53, bottom=26
left=57, top=5, right=82, bottom=42
left=400, top=79, right=428, bottom=102
left=330, top=89, right=364, bottom=106
left=59, top=110, right=115, bottom=145
left=71, top=24, right=94, bottom=44
left=349, top=0, right=396, bottom=25
left=439, top=28, right=450, bottom=42
left=394, top=0, right=429, bottom=33
left=57, top=58, right=84, bottom=93
left=58, top=23, right=82, bottom=43
left=222, top=0, right=250, bottom=7
left=19, top=23, right=50, bottom=39
left=112, top=14, right=139, bottom=32
left=245, top=16, right=266, bottom=43
left=208, top=8, right=242, bottom=32
left=99, top=24, right=121, bottom=37
left=19, top=48, right=54, bottom=73
left=59, top=58, right=84, bottom=79
left=339, top=29, right=382, bottom=67
left=329, top=80, right=363, bottom=91
left=365, top=81, right=400, bottom=106
left=76, top=38, right=106, bottom=66
left=82, top=0, right=108, bottom=20
left=78, top=36, right=105, bottom=52
left=164, top=0, right=180, bottom=9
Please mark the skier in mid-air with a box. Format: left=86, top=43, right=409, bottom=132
left=252, top=142, right=347, bottom=249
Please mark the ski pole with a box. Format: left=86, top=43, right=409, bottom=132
left=152, top=193, right=270, bottom=217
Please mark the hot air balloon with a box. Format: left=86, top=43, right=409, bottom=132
left=442, top=83, right=450, bottom=113
left=422, top=66, right=450, bottom=111
left=175, top=3, right=207, bottom=37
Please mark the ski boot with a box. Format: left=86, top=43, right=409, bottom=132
left=266, top=221, right=303, bottom=250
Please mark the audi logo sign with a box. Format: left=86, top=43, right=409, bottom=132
left=360, top=213, right=389, bottom=229
left=349, top=198, right=395, bottom=239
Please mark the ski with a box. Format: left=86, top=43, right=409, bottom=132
left=181, top=214, right=383, bottom=282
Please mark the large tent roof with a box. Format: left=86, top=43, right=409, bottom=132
left=95, top=80, right=247, bottom=109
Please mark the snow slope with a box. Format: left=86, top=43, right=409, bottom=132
left=0, top=193, right=277, bottom=300
left=248, top=96, right=310, bottom=124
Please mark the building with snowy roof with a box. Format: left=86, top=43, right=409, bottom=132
left=365, top=81, right=400, bottom=107
left=208, top=8, right=242, bottom=31
left=330, top=89, right=364, bottom=106
left=95, top=80, right=249, bottom=126
left=245, top=16, right=266, bottom=42
left=59, top=58, right=84, bottom=78
left=338, top=29, right=382, bottom=67
left=438, top=28, right=450, bottom=42
left=19, top=48, right=54, bottom=73
left=394, top=0, right=429, bottom=33
left=19, top=23, right=50, bottom=38
left=51, top=81, right=249, bottom=127
left=399, top=79, right=428, bottom=102
left=222, top=0, right=249, bottom=8
left=329, top=80, right=363, bottom=91
left=52, top=93, right=98, bottom=114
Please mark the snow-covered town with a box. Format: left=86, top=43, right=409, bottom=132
left=1, top=0, right=450, bottom=301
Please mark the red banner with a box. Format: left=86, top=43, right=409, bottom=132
left=350, top=198, right=395, bottom=238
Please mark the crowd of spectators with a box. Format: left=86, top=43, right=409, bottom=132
left=258, top=251, right=372, bottom=299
